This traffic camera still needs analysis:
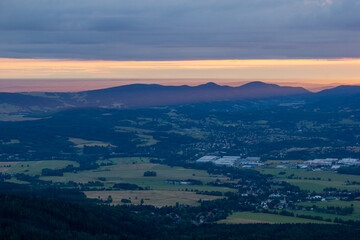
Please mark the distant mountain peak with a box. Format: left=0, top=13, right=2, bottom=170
left=201, top=82, right=220, bottom=87
left=241, top=81, right=276, bottom=88
left=318, top=85, right=360, bottom=96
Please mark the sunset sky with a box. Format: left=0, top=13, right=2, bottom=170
left=1, top=0, right=360, bottom=92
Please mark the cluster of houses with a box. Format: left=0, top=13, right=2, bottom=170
left=275, top=158, right=360, bottom=170
left=196, top=155, right=263, bottom=168
left=197, top=155, right=360, bottom=171
left=300, top=158, right=360, bottom=170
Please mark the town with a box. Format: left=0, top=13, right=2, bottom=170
left=196, top=155, right=360, bottom=170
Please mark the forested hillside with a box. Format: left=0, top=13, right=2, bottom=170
left=0, top=192, right=359, bottom=240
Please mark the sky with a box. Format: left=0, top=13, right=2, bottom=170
left=0, top=0, right=360, bottom=91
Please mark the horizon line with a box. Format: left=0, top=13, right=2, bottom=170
left=1, top=57, right=360, bottom=92
left=0, top=79, right=358, bottom=94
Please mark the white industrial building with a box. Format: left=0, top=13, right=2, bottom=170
left=304, top=158, right=337, bottom=166
left=195, top=155, right=220, bottom=163
left=196, top=155, right=262, bottom=167
left=338, top=158, right=360, bottom=166
left=214, top=156, right=241, bottom=167
left=301, top=157, right=359, bottom=169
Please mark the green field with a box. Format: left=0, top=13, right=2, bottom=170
left=85, top=190, right=224, bottom=207
left=41, top=157, right=235, bottom=193
left=5, top=177, right=31, bottom=185
left=115, top=126, right=154, bottom=133
left=293, top=200, right=360, bottom=222
left=102, top=157, right=151, bottom=165
left=68, top=137, right=114, bottom=148
left=1, top=157, right=235, bottom=206
left=257, top=168, right=360, bottom=192
left=218, top=211, right=333, bottom=224
left=0, top=113, right=40, bottom=121
left=136, top=134, right=158, bottom=146
left=1, top=139, right=20, bottom=144
left=2, top=160, right=79, bottom=176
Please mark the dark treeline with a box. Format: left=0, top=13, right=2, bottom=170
left=338, top=167, right=360, bottom=175
left=0, top=192, right=359, bottom=240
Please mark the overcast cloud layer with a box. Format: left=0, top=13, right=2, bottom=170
left=0, top=0, right=360, bottom=60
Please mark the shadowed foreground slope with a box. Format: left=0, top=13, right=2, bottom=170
left=0, top=193, right=359, bottom=240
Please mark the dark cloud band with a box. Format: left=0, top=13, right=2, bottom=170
left=0, top=0, right=359, bottom=60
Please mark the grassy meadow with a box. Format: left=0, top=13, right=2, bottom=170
left=293, top=200, right=360, bottom=222
left=85, top=190, right=224, bottom=207
left=68, top=137, right=114, bottom=148
left=1, top=156, right=235, bottom=206
left=218, top=211, right=332, bottom=224
left=2, top=160, right=79, bottom=176
left=257, top=166, right=360, bottom=192
left=41, top=157, right=235, bottom=193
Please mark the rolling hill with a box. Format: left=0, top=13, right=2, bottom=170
left=1, top=81, right=360, bottom=115
left=0, top=81, right=310, bottom=114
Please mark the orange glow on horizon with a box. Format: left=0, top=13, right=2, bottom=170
left=0, top=58, right=359, bottom=91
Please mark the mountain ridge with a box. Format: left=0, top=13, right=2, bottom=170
left=1, top=81, right=359, bottom=115
left=318, top=85, right=360, bottom=96
left=75, top=81, right=310, bottom=108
